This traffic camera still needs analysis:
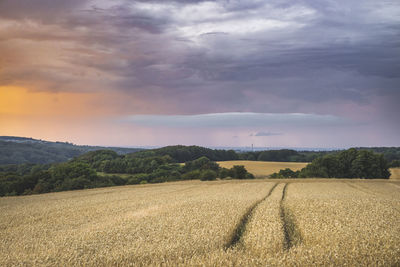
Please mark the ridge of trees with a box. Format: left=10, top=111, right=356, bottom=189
left=0, top=144, right=397, bottom=196
left=127, top=146, right=400, bottom=165
left=0, top=139, right=143, bottom=165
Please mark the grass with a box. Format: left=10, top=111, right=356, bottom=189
left=217, top=160, right=308, bottom=177
left=0, top=179, right=399, bottom=266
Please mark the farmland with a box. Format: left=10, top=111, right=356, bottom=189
left=1, top=179, right=399, bottom=266
left=217, top=160, right=308, bottom=177
left=390, top=168, right=400, bottom=179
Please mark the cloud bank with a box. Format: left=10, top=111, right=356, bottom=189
left=122, top=112, right=348, bottom=128
left=253, top=132, right=283, bottom=137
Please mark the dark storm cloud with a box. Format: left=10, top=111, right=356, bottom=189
left=0, top=0, right=85, bottom=20
left=79, top=4, right=171, bottom=34
left=192, top=40, right=400, bottom=81
left=0, top=0, right=399, bottom=119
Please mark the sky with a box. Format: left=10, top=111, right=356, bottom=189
left=0, top=0, right=399, bottom=148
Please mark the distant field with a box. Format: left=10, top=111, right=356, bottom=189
left=217, top=160, right=308, bottom=177
left=1, top=179, right=399, bottom=266
left=390, top=168, right=400, bottom=179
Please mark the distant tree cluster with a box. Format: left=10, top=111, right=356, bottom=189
left=270, top=149, right=390, bottom=179
left=238, top=149, right=331, bottom=162
left=357, top=147, right=400, bottom=163
left=270, top=168, right=300, bottom=178
left=130, top=145, right=239, bottom=162
left=389, top=160, right=400, bottom=168
left=239, top=147, right=400, bottom=165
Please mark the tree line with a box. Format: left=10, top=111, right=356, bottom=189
left=270, top=149, right=391, bottom=179
left=0, top=145, right=396, bottom=196
left=0, top=149, right=254, bottom=197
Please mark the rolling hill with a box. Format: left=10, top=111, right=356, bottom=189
left=0, top=136, right=143, bottom=165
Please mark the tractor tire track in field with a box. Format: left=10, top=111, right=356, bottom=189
left=225, top=182, right=303, bottom=252
left=344, top=181, right=389, bottom=197
left=390, top=182, right=400, bottom=189
left=344, top=181, right=373, bottom=195
left=344, top=182, right=400, bottom=214
left=352, top=182, right=384, bottom=196
left=280, top=183, right=302, bottom=250
left=225, top=183, right=279, bottom=250
left=355, top=182, right=400, bottom=197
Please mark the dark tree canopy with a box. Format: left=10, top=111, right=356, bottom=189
left=0, top=149, right=253, bottom=196
left=272, top=149, right=391, bottom=179
left=128, top=145, right=239, bottom=162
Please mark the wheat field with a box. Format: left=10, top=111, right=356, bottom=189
left=217, top=160, right=308, bottom=177
left=390, top=168, right=400, bottom=179
left=1, top=179, right=399, bottom=266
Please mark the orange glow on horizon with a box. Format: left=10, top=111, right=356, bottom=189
left=0, top=86, right=160, bottom=145
left=0, top=86, right=112, bottom=117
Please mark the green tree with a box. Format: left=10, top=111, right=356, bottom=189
left=299, top=149, right=390, bottom=179
left=200, top=170, right=217, bottom=181
left=351, top=151, right=390, bottom=179
left=218, top=168, right=231, bottom=179
left=232, top=165, right=246, bottom=179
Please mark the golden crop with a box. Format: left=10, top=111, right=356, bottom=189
left=217, top=160, right=307, bottom=177
left=390, top=168, right=400, bottom=179
left=1, top=179, right=399, bottom=266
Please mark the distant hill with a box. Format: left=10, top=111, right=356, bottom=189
left=0, top=136, right=143, bottom=165
left=1, top=136, right=399, bottom=166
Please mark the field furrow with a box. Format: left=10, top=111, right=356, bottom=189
left=344, top=181, right=375, bottom=195
left=345, top=181, right=400, bottom=214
